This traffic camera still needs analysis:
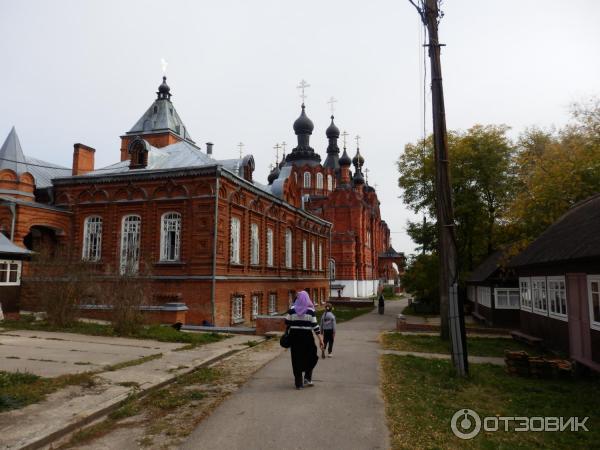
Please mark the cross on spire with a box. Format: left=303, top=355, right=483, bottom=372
left=281, top=141, right=287, bottom=156
left=364, top=167, right=370, bottom=184
left=273, top=143, right=281, bottom=164
left=237, top=142, right=244, bottom=159
left=327, top=96, right=338, bottom=115
left=355, top=135, right=361, bottom=148
left=341, top=131, right=349, bottom=149
left=160, top=58, right=168, bottom=74
left=296, top=79, right=310, bottom=104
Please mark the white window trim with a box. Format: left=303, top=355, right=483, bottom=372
left=285, top=229, right=293, bottom=269
left=318, top=243, right=323, bottom=271
left=0, top=260, right=22, bottom=286
left=159, top=212, right=181, bottom=262
left=303, top=172, right=311, bottom=188
left=266, top=228, right=274, bottom=267
left=251, top=294, right=260, bottom=320
left=230, top=217, right=241, bottom=264
left=519, top=277, right=533, bottom=311
left=477, top=286, right=491, bottom=308
left=547, top=276, right=568, bottom=321
left=250, top=223, right=260, bottom=265
left=82, top=216, right=102, bottom=262
left=311, top=241, right=316, bottom=270
left=268, top=293, right=277, bottom=315
left=232, top=296, right=244, bottom=324
left=531, top=276, right=549, bottom=316
left=494, top=288, right=521, bottom=310
left=588, top=275, right=600, bottom=331
left=120, top=215, right=141, bottom=275
left=327, top=174, right=333, bottom=191
left=316, top=173, right=323, bottom=189
left=302, top=239, right=307, bottom=270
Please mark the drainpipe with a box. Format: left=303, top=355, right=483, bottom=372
left=8, top=202, right=16, bottom=241
left=328, top=225, right=332, bottom=301
left=211, top=169, right=221, bottom=326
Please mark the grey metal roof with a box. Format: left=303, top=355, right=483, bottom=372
left=127, top=98, right=194, bottom=143
left=0, top=232, right=31, bottom=256
left=0, top=127, right=71, bottom=188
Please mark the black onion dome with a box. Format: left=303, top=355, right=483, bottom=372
left=267, top=165, right=280, bottom=184
left=293, top=104, right=314, bottom=135
left=157, top=76, right=171, bottom=99
left=353, top=169, right=365, bottom=185
left=352, top=148, right=364, bottom=167
left=339, top=148, right=352, bottom=166
left=326, top=115, right=340, bottom=139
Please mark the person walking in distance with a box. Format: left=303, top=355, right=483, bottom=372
left=320, top=303, right=336, bottom=358
left=285, top=290, right=324, bottom=389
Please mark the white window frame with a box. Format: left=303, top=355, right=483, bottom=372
left=285, top=229, right=293, bottom=268
left=268, top=293, right=277, bottom=315
left=327, top=174, right=333, bottom=191
left=303, top=172, right=311, bottom=188
left=477, top=286, right=491, bottom=308
left=250, top=223, right=260, bottom=265
left=531, top=277, right=548, bottom=316
left=519, top=277, right=532, bottom=311
left=311, top=241, right=316, bottom=270
left=120, top=215, right=141, bottom=275
left=316, top=173, right=323, bottom=189
left=160, top=212, right=181, bottom=262
left=0, top=260, right=22, bottom=286
left=82, top=216, right=102, bottom=262
left=266, top=228, right=274, bottom=267
left=547, top=276, right=568, bottom=320
left=494, top=288, right=520, bottom=310
left=232, top=296, right=244, bottom=324
left=366, top=230, right=371, bottom=248
left=318, top=243, right=323, bottom=271
left=302, top=238, right=307, bottom=270
left=230, top=217, right=241, bottom=264
left=251, top=294, right=260, bottom=320
left=588, top=275, right=600, bottom=331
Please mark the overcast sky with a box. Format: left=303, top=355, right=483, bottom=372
left=1, top=0, right=599, bottom=254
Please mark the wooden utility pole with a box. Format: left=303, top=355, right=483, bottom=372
left=409, top=0, right=468, bottom=375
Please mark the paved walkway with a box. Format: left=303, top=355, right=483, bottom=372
left=181, top=299, right=407, bottom=450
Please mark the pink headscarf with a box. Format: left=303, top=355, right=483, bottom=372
left=294, top=290, right=314, bottom=315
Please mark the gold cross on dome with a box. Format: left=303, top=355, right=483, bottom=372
left=355, top=135, right=361, bottom=148
left=238, top=142, right=244, bottom=159
left=297, top=79, right=310, bottom=103
left=327, top=96, right=338, bottom=115
left=341, top=131, right=349, bottom=148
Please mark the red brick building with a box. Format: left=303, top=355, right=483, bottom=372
left=0, top=77, right=331, bottom=326
left=266, top=105, right=404, bottom=297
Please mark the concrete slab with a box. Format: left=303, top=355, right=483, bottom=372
left=0, top=330, right=182, bottom=377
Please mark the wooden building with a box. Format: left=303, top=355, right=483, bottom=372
left=466, top=250, right=520, bottom=328
left=510, top=193, right=600, bottom=371
left=0, top=233, right=31, bottom=317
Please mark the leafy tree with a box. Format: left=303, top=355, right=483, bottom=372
left=400, top=253, right=439, bottom=306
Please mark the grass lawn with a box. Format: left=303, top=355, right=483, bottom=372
left=316, top=306, right=374, bottom=323
left=382, top=333, right=549, bottom=358
left=0, top=318, right=225, bottom=348
left=0, top=371, right=97, bottom=412
left=381, top=355, right=600, bottom=449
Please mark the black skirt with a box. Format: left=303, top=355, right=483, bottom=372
left=289, top=328, right=318, bottom=374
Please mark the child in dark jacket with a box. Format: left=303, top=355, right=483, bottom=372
left=320, top=303, right=336, bottom=358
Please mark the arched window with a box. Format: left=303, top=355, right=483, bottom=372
left=303, top=172, right=311, bottom=188
left=82, top=216, right=102, bottom=262
left=120, top=215, right=141, bottom=274
left=160, top=212, right=181, bottom=261
left=302, top=239, right=307, bottom=269
left=250, top=223, right=260, bottom=265
left=311, top=241, right=316, bottom=270
left=327, top=174, right=333, bottom=191
left=285, top=229, right=293, bottom=268
left=318, top=243, right=323, bottom=271
left=230, top=217, right=241, bottom=264
left=316, top=173, right=323, bottom=189
left=266, top=228, right=274, bottom=266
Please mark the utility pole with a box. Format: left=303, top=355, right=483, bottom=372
left=409, top=0, right=468, bottom=375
